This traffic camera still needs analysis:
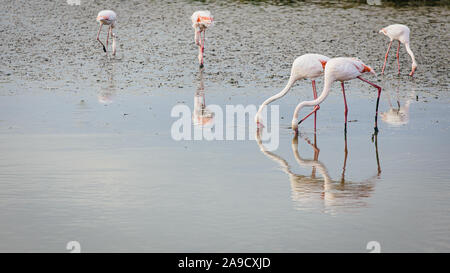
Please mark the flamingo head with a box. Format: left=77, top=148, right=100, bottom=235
left=379, top=28, right=387, bottom=35
left=291, top=120, right=299, bottom=132
left=362, top=64, right=376, bottom=76
left=96, top=15, right=108, bottom=23
left=409, top=64, right=417, bottom=77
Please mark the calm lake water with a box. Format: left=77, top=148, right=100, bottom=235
left=0, top=0, right=449, bottom=252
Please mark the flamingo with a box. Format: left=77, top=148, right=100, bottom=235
left=191, top=11, right=214, bottom=69
left=291, top=57, right=381, bottom=134
left=255, top=54, right=330, bottom=130
left=96, top=10, right=117, bottom=56
left=379, top=24, right=417, bottom=76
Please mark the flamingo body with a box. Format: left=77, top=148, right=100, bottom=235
left=326, top=57, right=375, bottom=82
left=97, top=10, right=117, bottom=26
left=191, top=10, right=214, bottom=29
left=379, top=24, right=417, bottom=76
left=290, top=54, right=331, bottom=80
left=380, top=24, right=410, bottom=43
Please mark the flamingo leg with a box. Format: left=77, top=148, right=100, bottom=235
left=312, top=80, right=319, bottom=131
left=96, top=23, right=106, bottom=52
left=357, top=76, right=382, bottom=134
left=199, top=30, right=205, bottom=69
left=312, top=133, right=319, bottom=178
left=297, top=80, right=320, bottom=126
left=106, top=25, right=111, bottom=54
left=381, top=41, right=393, bottom=75
left=341, top=82, right=348, bottom=132
left=341, top=130, right=348, bottom=183
left=396, top=41, right=401, bottom=75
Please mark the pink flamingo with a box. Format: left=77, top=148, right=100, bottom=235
left=96, top=10, right=117, bottom=55
left=379, top=24, right=417, bottom=76
left=191, top=11, right=214, bottom=69
left=255, top=54, right=330, bottom=131
left=291, top=57, right=382, bottom=134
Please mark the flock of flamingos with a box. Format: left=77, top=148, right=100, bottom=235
left=95, top=9, right=418, bottom=135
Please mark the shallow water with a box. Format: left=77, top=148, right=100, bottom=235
left=0, top=0, right=449, bottom=252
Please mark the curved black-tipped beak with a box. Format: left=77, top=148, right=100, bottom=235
left=102, top=45, right=106, bottom=52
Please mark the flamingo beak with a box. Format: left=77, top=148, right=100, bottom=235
left=319, top=60, right=327, bottom=70
left=97, top=16, right=107, bottom=21
left=409, top=66, right=416, bottom=77
left=362, top=64, right=376, bottom=75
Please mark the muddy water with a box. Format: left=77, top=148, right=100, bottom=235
left=0, top=1, right=449, bottom=252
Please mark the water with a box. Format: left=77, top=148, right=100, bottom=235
left=0, top=0, right=449, bottom=252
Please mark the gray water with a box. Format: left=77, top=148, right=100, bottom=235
left=0, top=0, right=449, bottom=252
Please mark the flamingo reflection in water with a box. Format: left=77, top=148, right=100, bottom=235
left=98, top=61, right=116, bottom=105
left=192, top=70, right=215, bottom=127
left=380, top=80, right=415, bottom=127
left=255, top=130, right=381, bottom=213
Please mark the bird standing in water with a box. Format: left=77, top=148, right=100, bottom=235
left=379, top=24, right=417, bottom=76
left=96, top=10, right=117, bottom=56
left=255, top=54, right=330, bottom=131
left=191, top=11, right=214, bottom=69
left=291, top=57, right=381, bottom=134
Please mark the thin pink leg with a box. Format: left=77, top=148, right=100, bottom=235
left=341, top=82, right=348, bottom=132
left=381, top=41, right=393, bottom=75
left=200, top=30, right=205, bottom=68
left=357, top=76, right=382, bottom=133
left=396, top=41, right=401, bottom=75
left=312, top=80, right=319, bottom=131
left=298, top=80, right=320, bottom=126
left=96, top=23, right=106, bottom=52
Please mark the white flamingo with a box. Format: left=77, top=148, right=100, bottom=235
left=96, top=10, right=117, bottom=55
left=191, top=11, right=214, bottom=69
left=379, top=24, right=417, bottom=76
left=291, top=57, right=381, bottom=134
left=255, top=54, right=330, bottom=130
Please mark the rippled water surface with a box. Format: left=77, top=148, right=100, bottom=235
left=0, top=0, right=449, bottom=252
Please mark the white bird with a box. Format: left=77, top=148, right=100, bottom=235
left=291, top=57, right=381, bottom=134
left=255, top=54, right=330, bottom=131
left=191, top=10, right=214, bottom=69
left=379, top=24, right=417, bottom=76
left=96, top=10, right=117, bottom=55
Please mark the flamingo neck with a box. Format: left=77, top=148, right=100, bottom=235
left=256, top=77, right=297, bottom=120
left=291, top=139, right=331, bottom=183
left=404, top=43, right=417, bottom=68
left=293, top=75, right=333, bottom=121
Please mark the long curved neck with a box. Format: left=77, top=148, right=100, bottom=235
left=257, top=77, right=296, bottom=117
left=255, top=131, right=294, bottom=176
left=404, top=42, right=417, bottom=67
left=291, top=137, right=331, bottom=183
left=293, top=74, right=333, bottom=121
